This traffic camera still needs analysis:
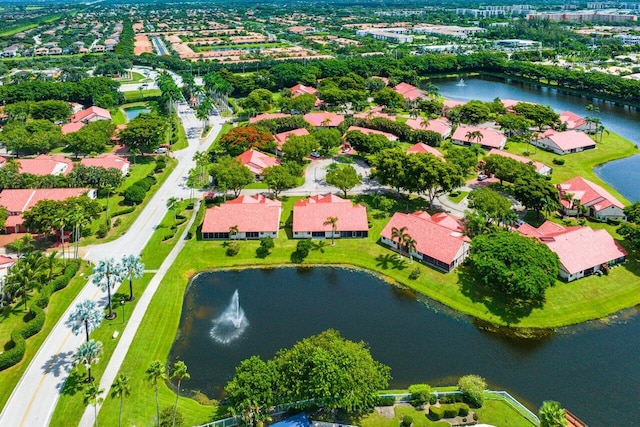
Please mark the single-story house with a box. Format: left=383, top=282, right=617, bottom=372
left=442, top=99, right=466, bottom=115
left=393, top=82, right=428, bottom=102
left=451, top=126, right=507, bottom=150
left=290, top=84, right=317, bottom=97
left=0, top=188, right=96, bottom=233
left=293, top=194, right=368, bottom=239
left=201, top=194, right=282, bottom=240
left=13, top=154, right=74, bottom=176
left=80, top=154, right=130, bottom=176
left=71, top=106, right=112, bottom=124
left=405, top=118, right=452, bottom=138
left=518, top=221, right=626, bottom=282
left=532, top=130, right=596, bottom=155
left=304, top=112, right=344, bottom=128
left=406, top=142, right=444, bottom=159
left=274, top=128, right=310, bottom=152
left=345, top=126, right=397, bottom=141
left=559, top=111, right=590, bottom=132
left=249, top=112, right=291, bottom=124
left=486, top=148, right=552, bottom=176
left=501, top=99, right=534, bottom=112
left=237, top=149, right=280, bottom=179
left=353, top=109, right=398, bottom=121
left=557, top=176, right=626, bottom=221
left=0, top=255, right=16, bottom=281
left=61, top=121, right=86, bottom=135
left=380, top=211, right=470, bottom=272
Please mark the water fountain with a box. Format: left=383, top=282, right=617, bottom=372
left=456, top=78, right=466, bottom=87
left=209, top=290, right=248, bottom=344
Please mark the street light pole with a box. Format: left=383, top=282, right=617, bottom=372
left=121, top=300, right=126, bottom=324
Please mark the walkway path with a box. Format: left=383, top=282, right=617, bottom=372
left=0, top=111, right=224, bottom=427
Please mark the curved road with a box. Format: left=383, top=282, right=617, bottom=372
left=0, top=110, right=225, bottom=427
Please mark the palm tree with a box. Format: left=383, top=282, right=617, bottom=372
left=83, top=381, right=105, bottom=427
left=121, top=255, right=144, bottom=301
left=170, top=361, right=190, bottom=427
left=111, top=373, right=131, bottom=427
left=5, top=252, right=47, bottom=311
left=67, top=299, right=103, bottom=342
left=465, top=130, right=484, bottom=147
left=54, top=214, right=69, bottom=263
left=145, top=360, right=168, bottom=427
left=167, top=197, right=179, bottom=223
left=92, top=258, right=125, bottom=320
left=323, top=216, right=339, bottom=246
left=44, top=251, right=57, bottom=280
left=403, top=235, right=417, bottom=262
left=70, top=205, right=89, bottom=260
left=539, top=400, right=567, bottom=427
left=104, top=184, right=116, bottom=229
left=73, top=339, right=103, bottom=383
left=6, top=234, right=35, bottom=261
left=229, top=225, right=239, bottom=240
left=391, top=226, right=409, bottom=254
left=420, top=117, right=431, bottom=130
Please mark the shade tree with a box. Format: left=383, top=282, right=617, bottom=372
left=325, top=164, right=362, bottom=198
left=209, top=156, right=255, bottom=197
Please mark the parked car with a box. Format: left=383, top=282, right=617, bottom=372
left=477, top=174, right=488, bottom=181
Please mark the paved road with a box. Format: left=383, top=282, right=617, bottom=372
left=0, top=112, right=225, bottom=427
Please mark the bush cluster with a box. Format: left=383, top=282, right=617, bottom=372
left=377, top=396, right=396, bottom=407
left=428, top=403, right=469, bottom=421
left=124, top=175, right=157, bottom=205
left=0, top=261, right=79, bottom=371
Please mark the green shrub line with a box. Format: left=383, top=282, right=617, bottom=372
left=0, top=261, right=80, bottom=371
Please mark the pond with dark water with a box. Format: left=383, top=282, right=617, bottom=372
left=435, top=75, right=640, bottom=202
left=169, top=268, right=640, bottom=426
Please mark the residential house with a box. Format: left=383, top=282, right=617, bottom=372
left=380, top=211, right=470, bottom=272
left=532, top=130, right=596, bottom=155
left=304, top=112, right=344, bottom=128
left=0, top=255, right=16, bottom=282
left=201, top=194, right=282, bottom=240
left=442, top=99, right=466, bottom=115
left=559, top=111, right=591, bottom=132
left=0, top=188, right=96, bottom=233
left=345, top=126, right=397, bottom=141
left=14, top=155, right=74, bottom=176
left=486, top=148, right=552, bottom=175
left=393, top=82, right=428, bottom=103
left=405, top=118, right=452, bottom=138
left=80, top=154, right=130, bottom=176
left=451, top=126, right=507, bottom=150
left=518, top=221, right=626, bottom=282
left=290, top=84, right=322, bottom=107
left=274, top=128, right=310, bottom=153
left=293, top=194, right=368, bottom=239
left=557, top=176, right=626, bottom=221
left=61, top=122, right=86, bottom=135
left=249, top=112, right=291, bottom=124
left=237, top=149, right=280, bottom=179
left=71, top=106, right=112, bottom=124
left=406, top=143, right=444, bottom=159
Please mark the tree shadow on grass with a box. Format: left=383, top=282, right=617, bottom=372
left=458, top=267, right=545, bottom=326
left=58, top=367, right=85, bottom=396
left=375, top=253, right=408, bottom=271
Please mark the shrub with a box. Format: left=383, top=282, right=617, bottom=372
left=552, top=158, right=565, bottom=165
left=377, top=396, right=396, bottom=406
left=124, top=185, right=146, bottom=205
left=226, top=242, right=240, bottom=256
left=401, top=415, right=412, bottom=427
left=428, top=405, right=445, bottom=421
left=160, top=406, right=183, bottom=427
left=458, top=403, right=469, bottom=416
left=409, top=267, right=421, bottom=280
left=96, top=223, right=109, bottom=238
left=408, top=384, right=431, bottom=405
left=291, top=239, right=312, bottom=262
left=429, top=394, right=437, bottom=405
left=112, top=206, right=135, bottom=217
left=458, top=374, right=486, bottom=408
left=443, top=405, right=458, bottom=418
left=0, top=330, right=26, bottom=371
left=114, top=218, right=122, bottom=227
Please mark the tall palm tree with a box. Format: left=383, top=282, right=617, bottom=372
left=121, top=255, right=144, bottom=301
left=55, top=215, right=68, bottom=263
left=323, top=216, right=339, bottom=246
left=92, top=258, right=125, bottom=320
left=67, top=299, right=103, bottom=342
left=111, top=373, right=131, bottom=427
left=83, top=381, right=105, bottom=427
left=170, top=361, right=190, bottom=427
left=44, top=251, right=57, bottom=280
left=6, top=234, right=35, bottom=262
left=403, top=235, right=417, bottom=262
left=104, top=184, right=116, bottom=229
left=167, top=197, right=179, bottom=223
left=229, top=225, right=239, bottom=240
left=5, top=252, right=47, bottom=311
left=465, top=130, right=484, bottom=147
left=73, top=339, right=103, bottom=383
left=539, top=400, right=567, bottom=427
left=391, top=226, right=409, bottom=254
left=146, top=360, right=168, bottom=427
left=70, top=205, right=89, bottom=260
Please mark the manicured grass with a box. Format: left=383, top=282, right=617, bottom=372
left=0, top=23, right=38, bottom=37
left=361, top=405, right=448, bottom=427
left=140, top=201, right=193, bottom=269
left=123, top=89, right=162, bottom=101
left=110, top=108, right=126, bottom=125
left=476, top=398, right=537, bottom=427
left=448, top=190, right=469, bottom=204
left=0, top=263, right=93, bottom=413
left=171, top=113, right=189, bottom=150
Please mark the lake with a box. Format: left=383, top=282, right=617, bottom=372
left=435, top=75, right=640, bottom=202
left=124, top=106, right=150, bottom=121
left=169, top=268, right=640, bottom=426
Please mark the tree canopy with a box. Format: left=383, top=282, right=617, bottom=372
left=118, top=113, right=166, bottom=153
left=219, top=126, right=274, bottom=157
left=326, top=164, right=362, bottom=198
left=209, top=156, right=254, bottom=197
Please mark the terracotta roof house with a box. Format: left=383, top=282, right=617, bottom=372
left=442, top=99, right=466, bottom=113
left=353, top=110, right=398, bottom=121
left=533, top=130, right=595, bottom=155
left=486, top=148, right=552, bottom=176
left=559, top=111, right=590, bottom=132
left=0, top=157, right=6, bottom=167
left=0, top=255, right=16, bottom=280
left=518, top=221, right=626, bottom=282
left=500, top=99, right=534, bottom=112
left=380, top=211, right=470, bottom=272
left=346, top=126, right=397, bottom=141
left=80, top=154, right=130, bottom=176
left=237, top=149, right=280, bottom=178
left=557, top=176, right=626, bottom=221
left=249, top=112, right=291, bottom=124
left=15, top=155, right=74, bottom=176
left=274, top=128, right=310, bottom=151
left=290, top=84, right=317, bottom=96
left=452, top=126, right=507, bottom=150
left=71, top=106, right=112, bottom=124
left=61, top=121, right=86, bottom=135
left=202, top=194, right=282, bottom=240
left=406, top=143, right=444, bottom=159
left=393, top=82, right=427, bottom=102
left=0, top=188, right=96, bottom=233
left=405, top=118, right=452, bottom=138
left=293, top=194, right=368, bottom=239
left=304, top=112, right=344, bottom=127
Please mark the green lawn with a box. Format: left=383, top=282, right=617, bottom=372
left=139, top=201, right=194, bottom=269
left=123, top=89, right=162, bottom=102
left=448, top=190, right=469, bottom=204
left=171, top=113, right=189, bottom=150
left=0, top=263, right=93, bottom=413
left=110, top=107, right=126, bottom=125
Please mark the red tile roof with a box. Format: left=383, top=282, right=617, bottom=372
left=452, top=126, right=506, bottom=149
left=61, top=122, right=86, bottom=135
left=237, top=149, right=280, bottom=176
left=517, top=221, right=627, bottom=275
left=539, top=130, right=595, bottom=152
left=0, top=255, right=15, bottom=269
left=202, top=194, right=282, bottom=234
left=486, top=148, right=551, bottom=175
left=405, top=118, right=452, bottom=137
left=346, top=126, right=396, bottom=140
left=293, top=194, right=368, bottom=233
left=559, top=111, right=587, bottom=130
left=80, top=154, right=130, bottom=173
left=0, top=188, right=90, bottom=214
left=71, top=106, right=112, bottom=123
left=353, top=110, right=398, bottom=120
left=290, top=84, right=317, bottom=96
left=249, top=112, right=291, bottom=124
left=380, top=211, right=469, bottom=266
left=442, top=99, right=466, bottom=109
left=393, top=82, right=425, bottom=101
left=304, top=112, right=344, bottom=127
left=406, top=143, right=444, bottom=159
left=274, top=128, right=310, bottom=150
left=558, top=176, right=625, bottom=211
left=16, top=155, right=74, bottom=176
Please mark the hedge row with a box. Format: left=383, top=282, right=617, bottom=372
left=428, top=403, right=469, bottom=421
left=0, top=261, right=80, bottom=371
left=123, top=174, right=157, bottom=205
